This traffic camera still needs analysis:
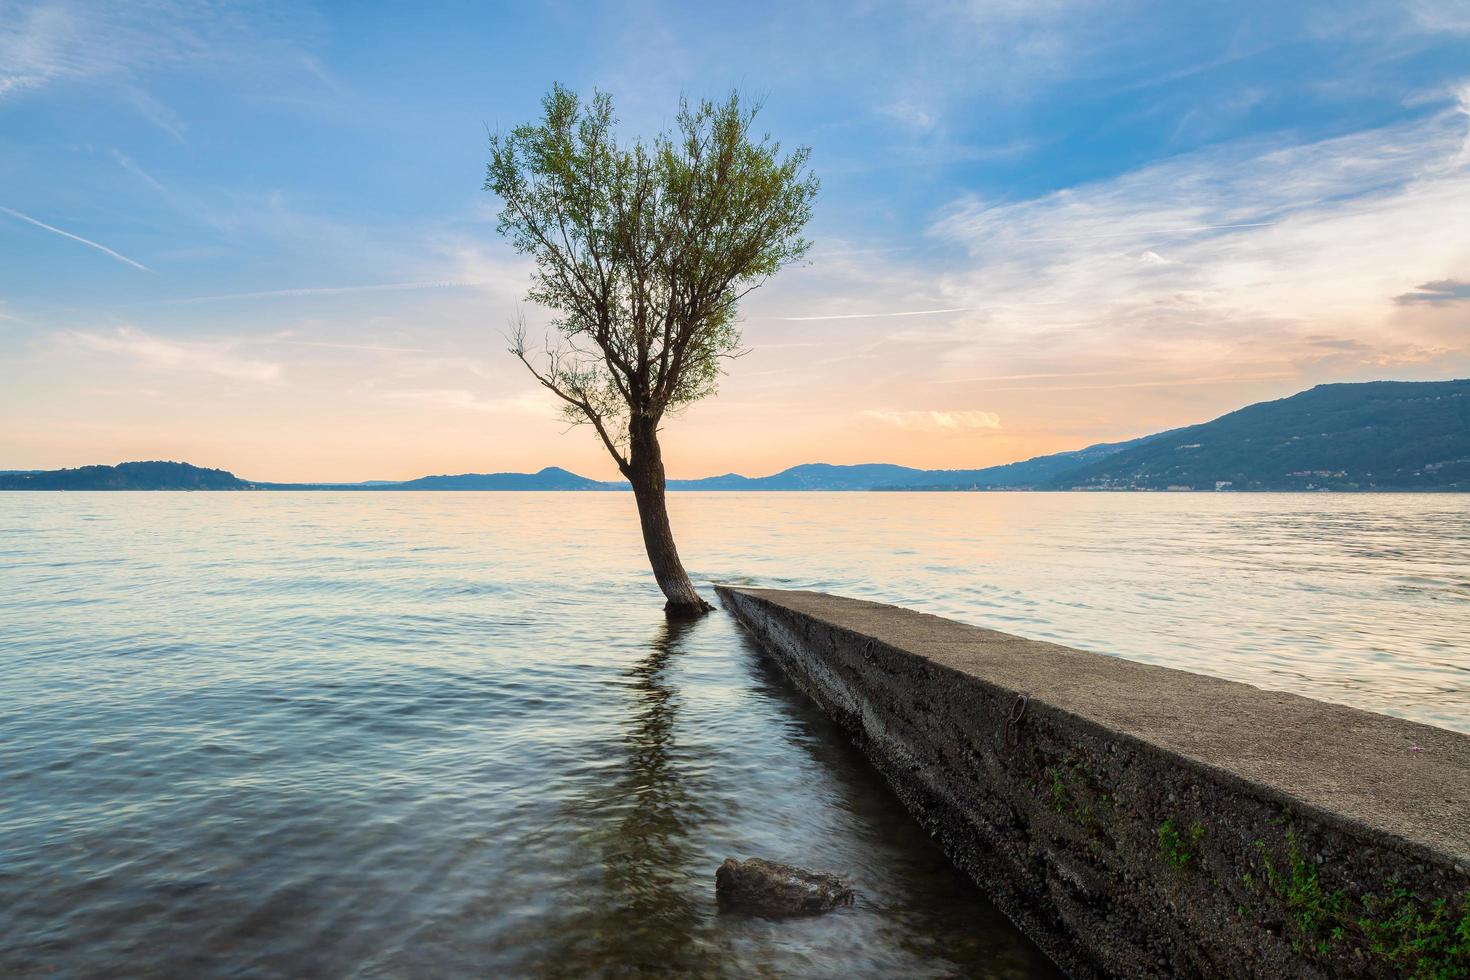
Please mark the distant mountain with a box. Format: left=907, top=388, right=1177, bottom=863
left=1050, top=380, right=1470, bottom=491
left=663, top=462, right=929, bottom=491
left=646, top=441, right=1161, bottom=491
left=874, top=433, right=1169, bottom=489
left=249, top=466, right=605, bottom=491
left=7, top=380, right=1466, bottom=492
left=0, top=461, right=253, bottom=491
left=387, top=466, right=603, bottom=491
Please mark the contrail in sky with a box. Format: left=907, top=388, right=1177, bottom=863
left=0, top=205, right=151, bottom=271
left=779, top=306, right=979, bottom=321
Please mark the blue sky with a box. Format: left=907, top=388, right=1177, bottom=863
left=2, top=0, right=1468, bottom=480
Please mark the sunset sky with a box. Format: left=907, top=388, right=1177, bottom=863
left=2, top=0, right=1468, bottom=482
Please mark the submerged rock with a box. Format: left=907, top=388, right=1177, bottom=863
left=715, top=857, right=855, bottom=916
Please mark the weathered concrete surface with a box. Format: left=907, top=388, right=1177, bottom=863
left=717, top=585, right=1470, bottom=980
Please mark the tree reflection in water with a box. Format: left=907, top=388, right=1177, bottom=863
left=532, top=616, right=719, bottom=978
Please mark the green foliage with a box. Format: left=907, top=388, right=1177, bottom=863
left=1043, top=759, right=1110, bottom=838
left=1048, top=767, right=1069, bottom=810
left=1255, top=831, right=1345, bottom=952
left=1243, top=828, right=1470, bottom=976
left=486, top=84, right=818, bottom=470
left=1157, top=818, right=1206, bottom=870
left=1358, top=889, right=1470, bottom=979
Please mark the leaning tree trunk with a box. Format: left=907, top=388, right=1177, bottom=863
left=627, top=416, right=712, bottom=616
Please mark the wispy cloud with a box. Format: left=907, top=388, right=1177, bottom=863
left=110, top=148, right=169, bottom=196
left=1393, top=279, right=1470, bottom=305
left=0, top=205, right=149, bottom=271
left=269, top=339, right=441, bottom=353
left=859, top=409, right=1002, bottom=432
left=897, top=0, right=1127, bottom=102
left=1459, top=82, right=1470, bottom=161
left=1408, top=0, right=1470, bottom=33
left=1014, top=221, right=1276, bottom=243
left=162, top=281, right=491, bottom=305
left=877, top=99, right=938, bottom=132
left=125, top=85, right=188, bottom=143
left=0, top=1, right=327, bottom=113
left=779, top=306, right=980, bottom=321
left=383, top=388, right=547, bottom=414
left=984, top=373, right=1296, bottom=392
left=66, top=327, right=281, bottom=383
left=936, top=371, right=1117, bottom=384
left=809, top=244, right=913, bottom=259
left=921, top=97, right=1470, bottom=375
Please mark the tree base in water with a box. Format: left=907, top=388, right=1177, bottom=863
left=665, top=597, right=714, bottom=617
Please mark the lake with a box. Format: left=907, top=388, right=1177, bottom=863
left=2, top=492, right=1466, bottom=977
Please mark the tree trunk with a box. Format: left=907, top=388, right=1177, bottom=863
left=627, top=416, right=712, bottom=616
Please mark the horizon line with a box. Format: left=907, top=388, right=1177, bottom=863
left=7, top=376, right=1465, bottom=485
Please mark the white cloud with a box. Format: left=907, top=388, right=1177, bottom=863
left=859, top=409, right=1002, bottom=432
left=109, top=148, right=169, bottom=196
left=433, top=242, right=537, bottom=299
left=383, top=388, right=548, bottom=415
left=162, top=280, right=491, bottom=305
left=1459, top=82, right=1470, bottom=161
left=921, top=98, right=1470, bottom=371
left=878, top=100, right=938, bottom=131
left=934, top=370, right=1116, bottom=383
left=0, top=0, right=329, bottom=132
left=1408, top=0, right=1470, bottom=33
left=780, top=306, right=980, bottom=321
left=983, top=372, right=1296, bottom=392
left=125, top=85, right=188, bottom=142
left=268, top=339, right=440, bottom=353
left=748, top=85, right=1470, bottom=422
left=1013, top=222, right=1276, bottom=244
left=66, top=327, right=282, bottom=383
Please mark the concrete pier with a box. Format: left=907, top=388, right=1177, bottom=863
left=716, top=585, right=1470, bottom=979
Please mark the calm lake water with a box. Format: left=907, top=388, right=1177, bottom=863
left=3, top=492, right=1467, bottom=978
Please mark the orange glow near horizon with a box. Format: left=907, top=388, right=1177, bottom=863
left=3, top=59, right=1468, bottom=481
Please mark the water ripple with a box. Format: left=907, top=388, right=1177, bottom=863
left=2, top=492, right=1467, bottom=976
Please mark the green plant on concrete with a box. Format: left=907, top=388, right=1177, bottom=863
left=1243, top=828, right=1470, bottom=975
left=1158, top=818, right=1206, bottom=870
left=1047, top=766, right=1082, bottom=818
left=1048, top=767, right=1068, bottom=809
left=1256, top=830, right=1345, bottom=954
left=1044, top=760, right=1111, bottom=838
left=1358, top=888, right=1470, bottom=980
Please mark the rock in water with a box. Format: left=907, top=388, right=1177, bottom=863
left=715, top=857, right=855, bottom=916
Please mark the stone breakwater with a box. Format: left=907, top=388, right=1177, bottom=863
left=715, top=585, right=1470, bottom=980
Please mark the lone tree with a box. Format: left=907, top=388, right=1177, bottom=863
left=486, top=85, right=817, bottom=615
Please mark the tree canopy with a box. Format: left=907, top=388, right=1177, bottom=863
left=486, top=84, right=818, bottom=476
